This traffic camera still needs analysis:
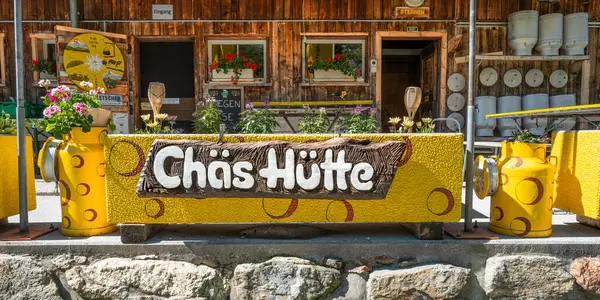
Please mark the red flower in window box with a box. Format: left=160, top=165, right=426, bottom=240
left=32, top=59, right=57, bottom=76
left=210, top=52, right=260, bottom=84
left=307, top=53, right=361, bottom=80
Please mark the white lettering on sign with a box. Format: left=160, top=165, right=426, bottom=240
left=152, top=4, right=174, bottom=20
left=153, top=146, right=374, bottom=192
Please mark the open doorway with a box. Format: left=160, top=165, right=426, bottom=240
left=139, top=41, right=195, bottom=132
left=376, top=32, right=447, bottom=131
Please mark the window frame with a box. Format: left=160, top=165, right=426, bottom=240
left=0, top=33, right=6, bottom=87
left=207, top=39, right=268, bottom=83
left=30, top=33, right=57, bottom=83
left=302, top=38, right=366, bottom=82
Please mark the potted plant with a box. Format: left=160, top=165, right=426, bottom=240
left=37, top=80, right=118, bottom=237
left=0, top=111, right=37, bottom=220
left=210, top=53, right=259, bottom=85
left=308, top=53, right=362, bottom=82
left=32, top=59, right=57, bottom=80
left=341, top=105, right=378, bottom=133
left=238, top=101, right=279, bottom=134
left=193, top=93, right=223, bottom=134
left=298, top=106, right=329, bottom=134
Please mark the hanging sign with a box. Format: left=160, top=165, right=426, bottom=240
left=98, top=94, right=123, bottom=106
left=393, top=7, right=430, bottom=19
left=152, top=4, right=174, bottom=20
left=136, top=138, right=407, bottom=200
left=63, top=33, right=125, bottom=90
left=208, top=88, right=243, bottom=132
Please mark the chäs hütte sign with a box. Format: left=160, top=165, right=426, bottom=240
left=136, top=138, right=407, bottom=200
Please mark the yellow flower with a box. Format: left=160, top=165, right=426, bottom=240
left=388, top=117, right=402, bottom=126
left=428, top=123, right=436, bottom=130
left=403, top=116, right=415, bottom=128
left=422, top=118, right=432, bottom=125
left=141, top=114, right=151, bottom=123
left=416, top=122, right=423, bottom=128
left=156, top=113, right=169, bottom=122
left=147, top=122, right=159, bottom=129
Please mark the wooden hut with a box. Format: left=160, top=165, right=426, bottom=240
left=0, top=0, right=598, bottom=136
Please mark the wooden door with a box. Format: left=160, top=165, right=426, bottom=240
left=419, top=41, right=437, bottom=119
left=55, top=26, right=129, bottom=114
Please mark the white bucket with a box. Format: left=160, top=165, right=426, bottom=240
left=550, top=94, right=577, bottom=131
left=522, top=94, right=549, bottom=136
left=508, top=10, right=539, bottom=56
left=536, top=13, right=563, bottom=56
left=497, top=96, right=522, bottom=137
left=563, top=13, right=589, bottom=56
left=475, top=96, right=497, bottom=137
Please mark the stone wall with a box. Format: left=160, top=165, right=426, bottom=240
left=2, top=253, right=600, bottom=300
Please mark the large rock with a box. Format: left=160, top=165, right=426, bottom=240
left=571, top=257, right=600, bottom=295
left=65, top=257, right=228, bottom=300
left=366, top=264, right=470, bottom=300
left=484, top=255, right=575, bottom=299
left=230, top=256, right=341, bottom=300
left=325, top=273, right=367, bottom=300
left=0, top=255, right=61, bottom=300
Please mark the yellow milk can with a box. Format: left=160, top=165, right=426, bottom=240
left=38, top=127, right=117, bottom=236
left=474, top=142, right=555, bottom=237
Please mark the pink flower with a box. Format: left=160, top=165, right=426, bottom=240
left=50, top=85, right=72, bottom=101
left=73, top=102, right=89, bottom=115
left=43, top=105, right=60, bottom=118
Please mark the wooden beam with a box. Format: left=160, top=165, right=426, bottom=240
left=580, top=60, right=591, bottom=130
left=300, top=32, right=369, bottom=36
left=455, top=54, right=590, bottom=64
left=54, top=25, right=127, bottom=40
left=455, top=52, right=503, bottom=64
left=0, top=33, right=5, bottom=87
left=251, top=100, right=373, bottom=107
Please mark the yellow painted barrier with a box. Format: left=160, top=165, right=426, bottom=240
left=551, top=131, right=600, bottom=219
left=0, top=136, right=36, bottom=219
left=487, top=142, right=555, bottom=237
left=105, top=134, right=463, bottom=224
left=39, top=128, right=117, bottom=236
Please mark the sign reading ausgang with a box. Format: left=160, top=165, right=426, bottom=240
left=137, top=138, right=407, bottom=200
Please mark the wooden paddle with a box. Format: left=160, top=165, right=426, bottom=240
left=148, top=82, right=166, bottom=122
left=404, top=86, right=422, bottom=121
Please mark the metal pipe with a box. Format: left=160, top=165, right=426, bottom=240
left=69, top=0, right=78, bottom=27
left=464, top=0, right=478, bottom=233
left=14, top=0, right=29, bottom=233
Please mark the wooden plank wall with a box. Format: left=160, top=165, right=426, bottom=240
left=0, top=0, right=599, bottom=110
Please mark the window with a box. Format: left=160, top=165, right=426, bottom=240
left=303, top=39, right=365, bottom=82
left=207, top=40, right=267, bottom=82
left=31, top=33, right=57, bottom=82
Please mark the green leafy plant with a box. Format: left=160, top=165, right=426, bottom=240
left=193, top=94, right=223, bottom=134
left=415, top=118, right=436, bottom=133
left=238, top=102, right=279, bottom=134
left=341, top=105, right=378, bottom=134
left=508, top=129, right=550, bottom=144
left=136, top=113, right=177, bottom=134
left=0, top=111, right=16, bottom=134
left=298, top=106, right=329, bottom=134
left=32, top=59, right=57, bottom=76
left=210, top=53, right=258, bottom=85
left=308, top=53, right=361, bottom=80
left=39, top=81, right=103, bottom=138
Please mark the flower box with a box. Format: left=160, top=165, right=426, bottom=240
left=40, top=71, right=55, bottom=80
left=212, top=69, right=254, bottom=82
left=313, top=69, right=356, bottom=82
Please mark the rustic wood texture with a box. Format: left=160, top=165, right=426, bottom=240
left=137, top=138, right=407, bottom=199
left=0, top=0, right=599, bottom=123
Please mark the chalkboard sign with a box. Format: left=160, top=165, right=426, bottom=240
left=207, top=88, right=243, bottom=132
